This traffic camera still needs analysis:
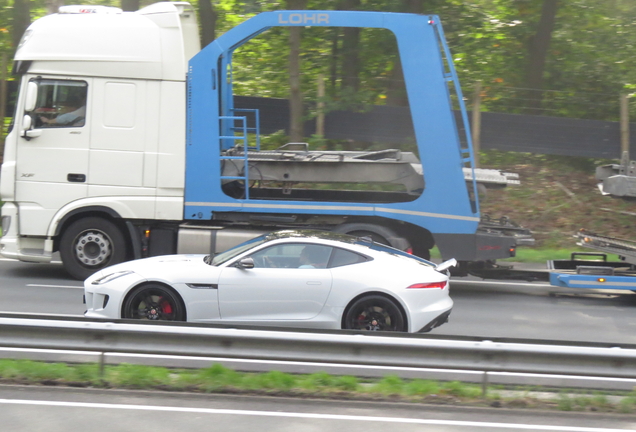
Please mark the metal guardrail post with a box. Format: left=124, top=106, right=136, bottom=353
left=481, top=371, right=488, bottom=398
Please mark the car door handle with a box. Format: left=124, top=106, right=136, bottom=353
left=306, top=281, right=322, bottom=285
left=67, top=173, right=86, bottom=182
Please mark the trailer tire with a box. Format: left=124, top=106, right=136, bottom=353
left=60, top=217, right=127, bottom=280
left=333, top=223, right=409, bottom=250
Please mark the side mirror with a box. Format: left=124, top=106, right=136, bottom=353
left=24, top=81, right=38, bottom=112
left=236, top=257, right=255, bottom=269
left=20, top=114, right=41, bottom=140
left=22, top=114, right=31, bottom=130
left=435, top=258, right=457, bottom=273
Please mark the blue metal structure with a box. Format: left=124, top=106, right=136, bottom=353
left=185, top=11, right=479, bottom=236
left=550, top=272, right=636, bottom=290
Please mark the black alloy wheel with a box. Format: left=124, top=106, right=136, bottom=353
left=122, top=284, right=186, bottom=321
left=343, top=295, right=406, bottom=332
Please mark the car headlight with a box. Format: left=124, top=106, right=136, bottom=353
left=91, top=270, right=134, bottom=285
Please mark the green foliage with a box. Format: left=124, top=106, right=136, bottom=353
left=404, top=379, right=440, bottom=396
left=71, top=364, right=101, bottom=383
left=5, top=0, right=634, bottom=127
left=2, top=359, right=636, bottom=413
left=108, top=363, right=171, bottom=388
left=619, top=395, right=636, bottom=414
left=249, top=370, right=297, bottom=390
left=371, top=375, right=404, bottom=395
left=558, top=393, right=573, bottom=411
left=333, top=375, right=359, bottom=391
left=441, top=380, right=482, bottom=398
left=301, top=371, right=333, bottom=388
left=195, top=363, right=243, bottom=391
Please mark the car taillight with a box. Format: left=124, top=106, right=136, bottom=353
left=407, top=281, right=447, bottom=289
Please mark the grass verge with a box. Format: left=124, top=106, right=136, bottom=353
left=1, top=359, right=636, bottom=413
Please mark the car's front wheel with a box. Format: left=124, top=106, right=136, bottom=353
left=122, top=284, right=186, bottom=321
left=343, top=295, right=406, bottom=332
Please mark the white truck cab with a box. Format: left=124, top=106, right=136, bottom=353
left=1, top=2, right=199, bottom=273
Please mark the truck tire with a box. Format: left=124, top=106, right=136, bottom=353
left=332, top=223, right=409, bottom=250
left=59, top=217, right=127, bottom=280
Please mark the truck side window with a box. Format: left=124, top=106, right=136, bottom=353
left=32, top=80, right=87, bottom=128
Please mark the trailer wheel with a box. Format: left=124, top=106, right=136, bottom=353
left=59, top=217, right=127, bottom=280
left=333, top=223, right=409, bottom=250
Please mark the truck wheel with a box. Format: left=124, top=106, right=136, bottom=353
left=60, top=217, right=127, bottom=280
left=333, top=223, right=408, bottom=250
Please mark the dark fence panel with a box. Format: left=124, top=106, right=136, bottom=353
left=166, top=95, right=636, bottom=159
left=479, top=112, right=632, bottom=159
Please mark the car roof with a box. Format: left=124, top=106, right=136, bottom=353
left=261, top=229, right=434, bottom=266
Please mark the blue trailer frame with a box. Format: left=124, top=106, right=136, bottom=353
left=185, top=11, right=497, bottom=258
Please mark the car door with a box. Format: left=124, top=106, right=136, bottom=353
left=217, top=243, right=333, bottom=321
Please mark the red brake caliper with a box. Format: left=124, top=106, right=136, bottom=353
left=160, top=298, right=173, bottom=314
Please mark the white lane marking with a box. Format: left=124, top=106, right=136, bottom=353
left=26, top=284, right=83, bottom=289
left=452, top=279, right=551, bottom=288
left=0, top=258, right=62, bottom=264
left=0, top=312, right=83, bottom=318
left=0, top=399, right=631, bottom=431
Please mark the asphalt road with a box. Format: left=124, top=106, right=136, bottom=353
left=2, top=386, right=636, bottom=431
left=1, top=257, right=636, bottom=345
left=3, top=258, right=636, bottom=431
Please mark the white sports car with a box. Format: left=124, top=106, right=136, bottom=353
left=84, top=230, right=455, bottom=333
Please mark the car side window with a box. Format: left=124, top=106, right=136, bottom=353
left=249, top=243, right=332, bottom=269
left=328, top=247, right=369, bottom=268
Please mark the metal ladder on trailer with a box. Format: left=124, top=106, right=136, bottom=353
left=429, top=17, right=480, bottom=215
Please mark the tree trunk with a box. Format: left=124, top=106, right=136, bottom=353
left=525, top=0, right=559, bottom=114
left=338, top=0, right=361, bottom=93
left=329, top=29, right=339, bottom=91
left=199, top=0, right=216, bottom=48
left=45, top=0, right=64, bottom=15
left=12, top=0, right=30, bottom=49
left=287, top=0, right=306, bottom=143
left=121, top=0, right=140, bottom=12
left=386, top=0, right=425, bottom=106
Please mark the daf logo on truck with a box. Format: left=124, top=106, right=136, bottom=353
left=278, top=13, right=329, bottom=25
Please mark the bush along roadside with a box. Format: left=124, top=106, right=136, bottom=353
left=1, top=359, right=636, bottom=413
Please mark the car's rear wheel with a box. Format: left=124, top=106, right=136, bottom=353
left=343, top=295, right=406, bottom=332
left=122, top=284, right=186, bottom=321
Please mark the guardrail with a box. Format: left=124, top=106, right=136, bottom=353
left=1, top=316, right=636, bottom=391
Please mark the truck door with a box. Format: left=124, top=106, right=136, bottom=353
left=16, top=77, right=90, bottom=235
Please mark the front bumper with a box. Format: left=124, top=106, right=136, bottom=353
left=0, top=203, right=53, bottom=263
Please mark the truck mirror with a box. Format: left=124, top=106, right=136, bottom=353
left=24, top=81, right=38, bottom=112
left=22, top=114, right=32, bottom=130
left=20, top=115, right=42, bottom=140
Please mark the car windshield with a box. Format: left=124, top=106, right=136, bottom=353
left=208, top=234, right=269, bottom=266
